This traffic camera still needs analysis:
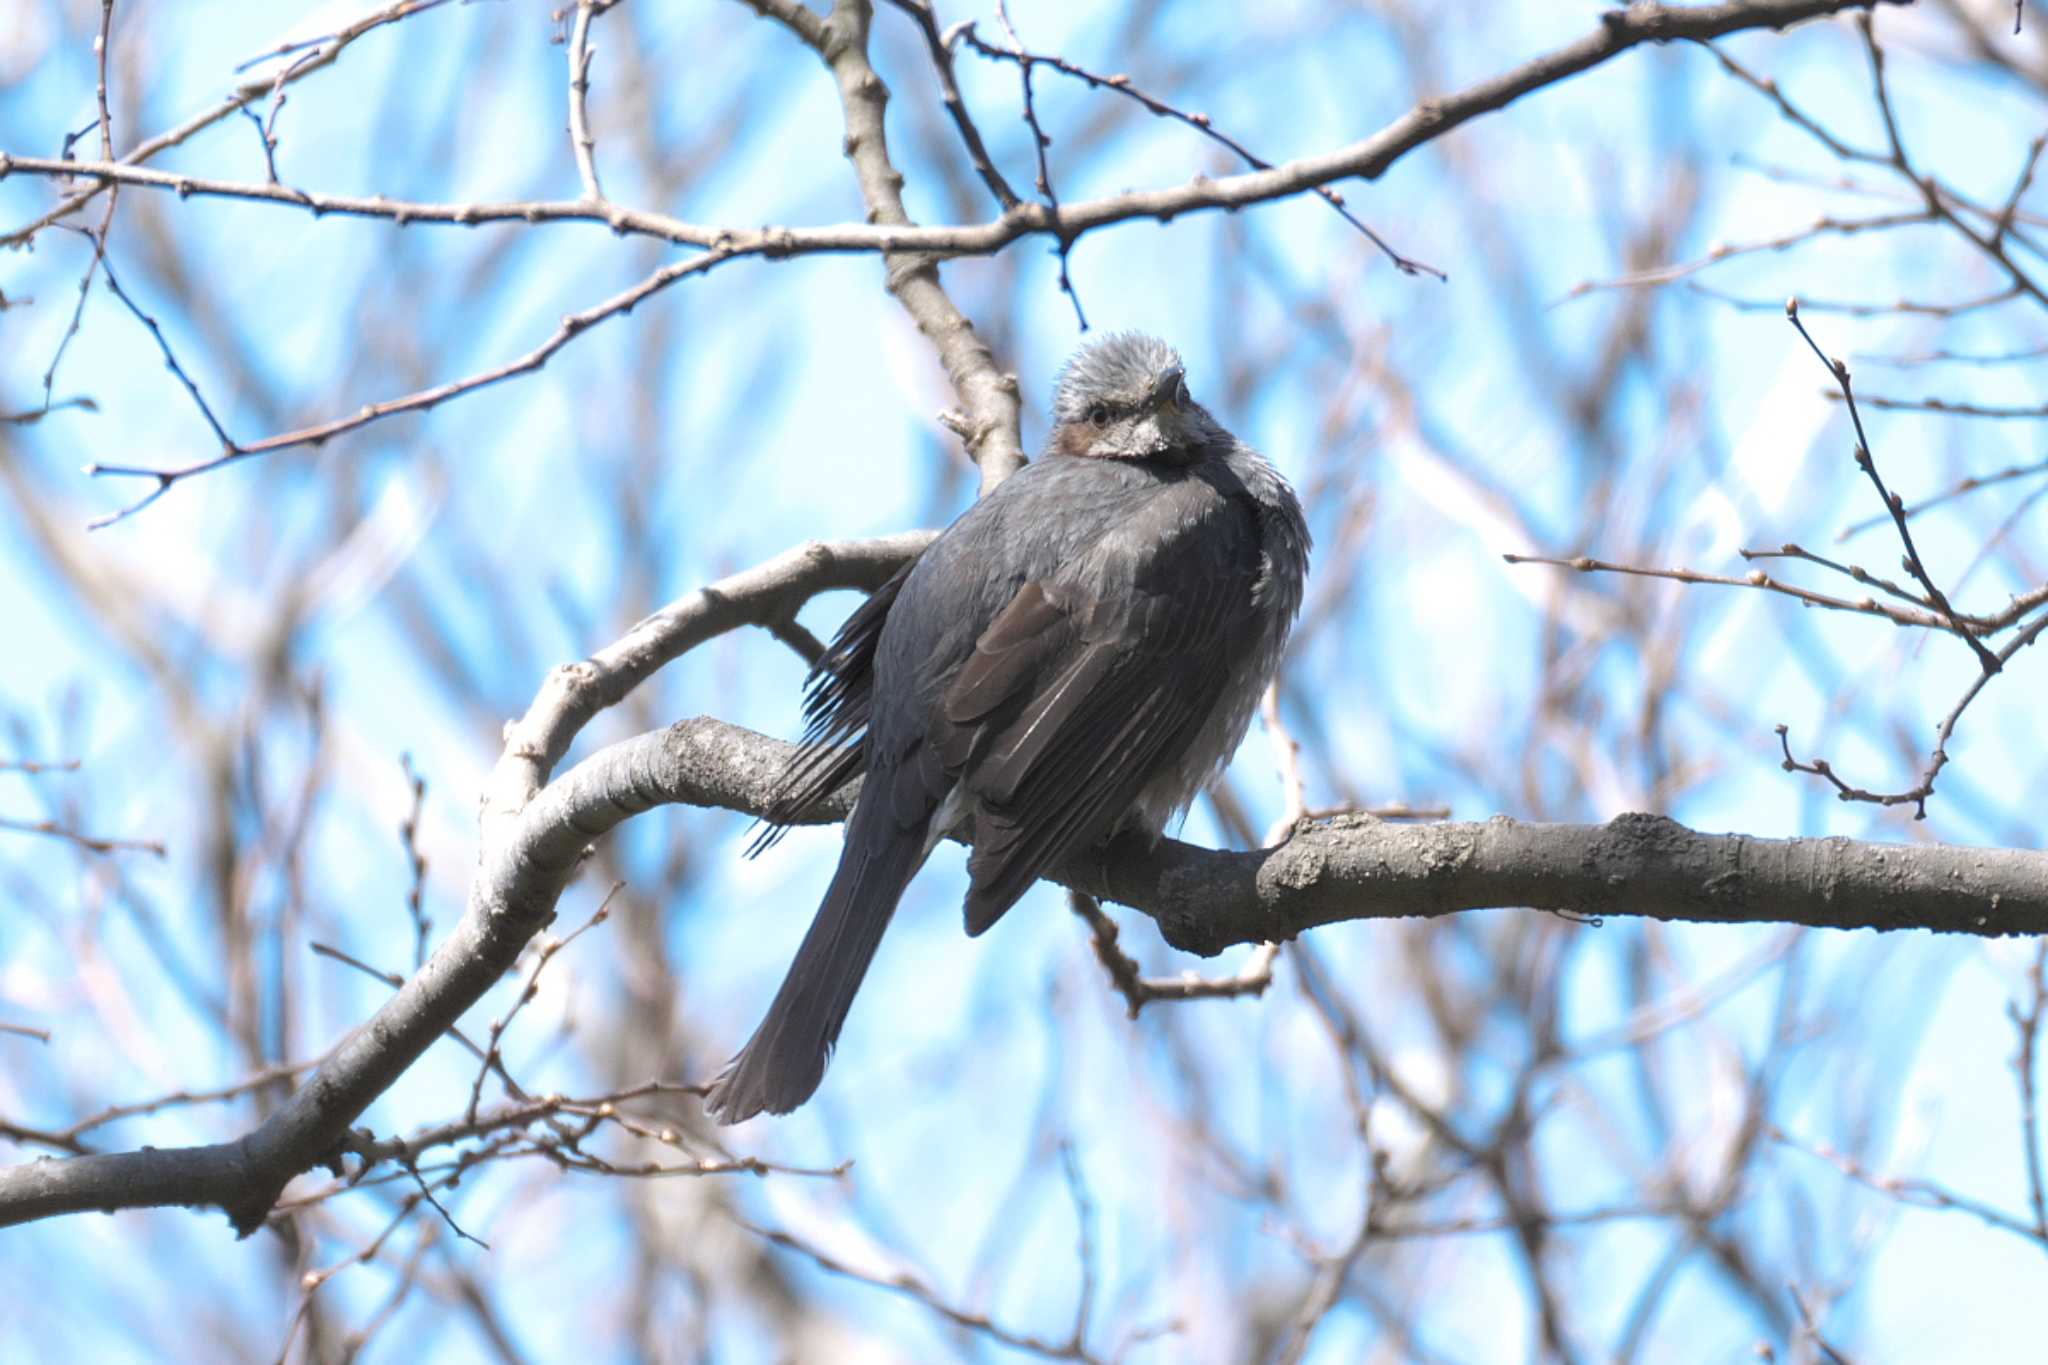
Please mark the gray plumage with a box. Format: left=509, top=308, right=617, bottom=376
left=704, top=332, right=1310, bottom=1123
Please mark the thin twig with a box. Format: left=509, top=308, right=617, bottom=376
left=1690, top=281, right=2022, bottom=318
left=2011, top=940, right=2048, bottom=1240
left=1070, top=891, right=1278, bottom=1019
left=2, top=0, right=462, bottom=249
left=0, top=757, right=83, bottom=774
left=740, top=1215, right=1109, bottom=1364
left=232, top=0, right=457, bottom=75
left=955, top=17, right=1443, bottom=282
left=1991, top=134, right=2046, bottom=248
left=991, top=1, right=1087, bottom=329
left=1500, top=551, right=1991, bottom=634
left=1785, top=298, right=2002, bottom=674
left=398, top=754, right=431, bottom=969
left=1837, top=459, right=2048, bottom=541
left=1737, top=543, right=1930, bottom=611
left=0, top=396, right=98, bottom=427
left=1773, top=604, right=2048, bottom=815
left=463, top=884, right=620, bottom=1125
left=1854, top=342, right=2048, bottom=368
left=882, top=0, right=1020, bottom=210
left=34, top=2, right=122, bottom=420
left=82, top=245, right=740, bottom=527
left=3, top=1057, right=327, bottom=1157
left=1059, top=1141, right=1098, bottom=1354
left=1775, top=1124, right=2048, bottom=1247
left=0, top=813, right=164, bottom=857
left=401, top=1157, right=487, bottom=1248
left=83, top=227, right=240, bottom=523
left=565, top=0, right=607, bottom=201
left=1558, top=210, right=1926, bottom=302
left=1833, top=394, right=2048, bottom=420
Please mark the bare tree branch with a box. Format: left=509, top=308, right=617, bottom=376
left=0, top=531, right=924, bottom=1234
left=0, top=0, right=1907, bottom=504
left=600, top=717, right=2048, bottom=951
left=0, top=0, right=461, bottom=249
left=15, top=699, right=2042, bottom=1232
left=744, top=0, right=1030, bottom=487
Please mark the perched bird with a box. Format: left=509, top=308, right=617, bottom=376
left=705, top=333, right=1310, bottom=1122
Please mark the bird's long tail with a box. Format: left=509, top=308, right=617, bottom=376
left=705, top=790, right=928, bottom=1123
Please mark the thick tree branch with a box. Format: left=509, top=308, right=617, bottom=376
left=746, top=0, right=1029, bottom=488
left=633, top=717, right=2048, bottom=951
left=480, top=531, right=931, bottom=834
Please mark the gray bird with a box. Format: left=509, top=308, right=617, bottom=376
left=705, top=332, right=1309, bottom=1122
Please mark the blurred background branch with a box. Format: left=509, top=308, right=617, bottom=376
left=5, top=0, right=2048, bottom=1360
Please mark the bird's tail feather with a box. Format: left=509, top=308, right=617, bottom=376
left=705, top=795, right=927, bottom=1123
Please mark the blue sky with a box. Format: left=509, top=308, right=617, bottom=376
left=5, top=2, right=2048, bottom=1360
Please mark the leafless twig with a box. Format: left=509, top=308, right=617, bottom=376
left=397, top=755, right=431, bottom=970
left=564, top=0, right=607, bottom=201
left=1070, top=891, right=1278, bottom=1018
left=2, top=0, right=462, bottom=249
left=2010, top=940, right=2048, bottom=1240
left=882, top=0, right=1020, bottom=211
left=0, top=813, right=164, bottom=857
left=463, top=883, right=620, bottom=1125
left=955, top=14, right=1443, bottom=282
left=740, top=1215, right=1110, bottom=1363
left=0, top=757, right=82, bottom=774
left=1832, top=394, right=2048, bottom=419
left=1775, top=1123, right=2048, bottom=1247
left=988, top=0, right=1087, bottom=329
left=80, top=245, right=743, bottom=528
left=1499, top=550, right=2035, bottom=634
left=1837, top=458, right=2048, bottom=541
left=1785, top=298, right=2001, bottom=674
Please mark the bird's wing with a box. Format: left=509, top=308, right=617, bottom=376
left=752, top=559, right=917, bottom=853
left=937, top=482, right=1264, bottom=934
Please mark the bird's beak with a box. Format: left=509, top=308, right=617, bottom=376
left=1151, top=365, right=1186, bottom=413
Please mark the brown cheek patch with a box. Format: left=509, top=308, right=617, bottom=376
left=1050, top=423, right=1098, bottom=458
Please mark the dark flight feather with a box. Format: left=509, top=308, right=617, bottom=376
left=749, top=560, right=916, bottom=854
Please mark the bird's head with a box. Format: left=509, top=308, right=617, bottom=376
left=1049, top=332, right=1216, bottom=464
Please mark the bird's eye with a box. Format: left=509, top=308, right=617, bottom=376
left=1087, top=405, right=1112, bottom=427
left=1173, top=378, right=1191, bottom=408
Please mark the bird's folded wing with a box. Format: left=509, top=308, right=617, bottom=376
left=937, top=493, right=1263, bottom=934
left=752, top=560, right=917, bottom=853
